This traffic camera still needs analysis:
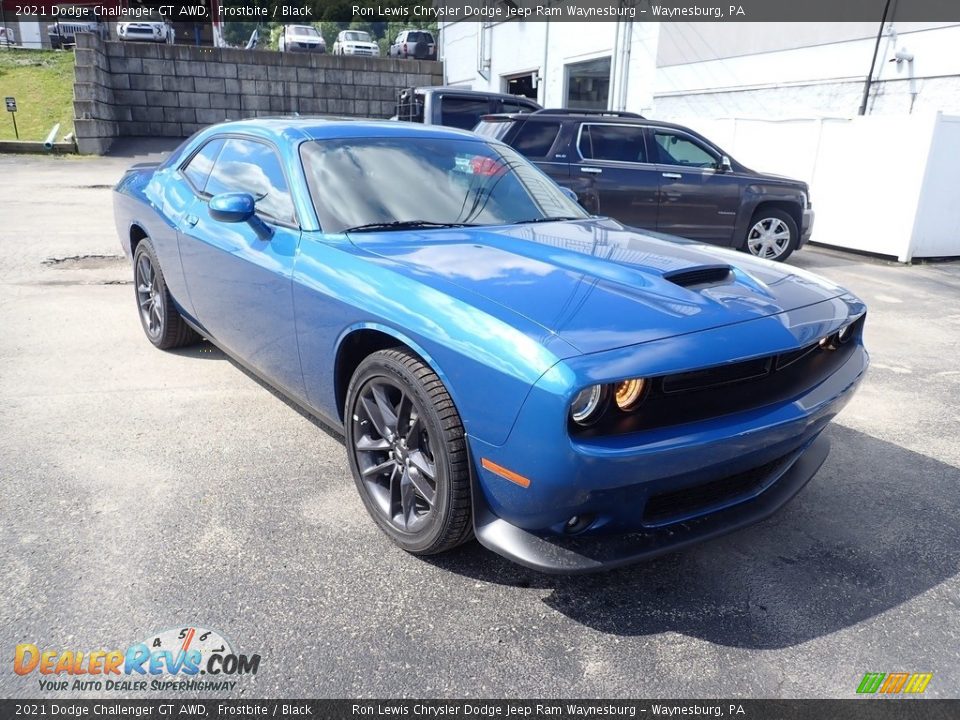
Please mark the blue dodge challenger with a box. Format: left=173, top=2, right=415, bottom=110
left=113, top=119, right=868, bottom=573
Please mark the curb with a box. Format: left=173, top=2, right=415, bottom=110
left=0, top=140, right=77, bottom=154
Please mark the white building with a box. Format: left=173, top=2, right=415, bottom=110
left=439, top=21, right=960, bottom=119
left=439, top=20, right=960, bottom=261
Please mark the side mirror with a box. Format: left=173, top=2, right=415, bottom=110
left=718, top=155, right=733, bottom=173
left=209, top=192, right=255, bottom=223
left=209, top=192, right=273, bottom=241
left=560, top=186, right=580, bottom=204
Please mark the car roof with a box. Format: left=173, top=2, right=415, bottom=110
left=202, top=117, right=487, bottom=144
left=482, top=111, right=694, bottom=133
left=412, top=87, right=540, bottom=104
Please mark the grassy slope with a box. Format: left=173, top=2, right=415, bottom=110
left=0, top=49, right=75, bottom=141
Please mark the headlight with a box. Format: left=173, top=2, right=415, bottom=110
left=614, top=378, right=646, bottom=411
left=570, top=385, right=607, bottom=426
left=838, top=322, right=856, bottom=344
left=800, top=191, right=809, bottom=208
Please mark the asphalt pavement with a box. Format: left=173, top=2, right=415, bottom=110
left=0, top=147, right=958, bottom=699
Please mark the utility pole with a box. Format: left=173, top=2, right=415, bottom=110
left=858, top=0, right=894, bottom=116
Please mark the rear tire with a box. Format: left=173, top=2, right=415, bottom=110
left=742, top=208, right=798, bottom=262
left=345, top=348, right=473, bottom=555
left=133, top=240, right=200, bottom=350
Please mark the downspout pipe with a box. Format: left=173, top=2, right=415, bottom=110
left=858, top=0, right=894, bottom=116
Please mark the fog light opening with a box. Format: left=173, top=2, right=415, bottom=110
left=564, top=514, right=596, bottom=534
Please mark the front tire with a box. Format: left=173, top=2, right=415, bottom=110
left=133, top=240, right=199, bottom=350
left=743, top=208, right=798, bottom=262
left=345, top=348, right=472, bottom=555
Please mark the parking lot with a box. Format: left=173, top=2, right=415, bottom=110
left=1, top=147, right=958, bottom=699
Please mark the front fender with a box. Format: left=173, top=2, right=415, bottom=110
left=734, top=182, right=806, bottom=244
left=294, top=235, right=579, bottom=445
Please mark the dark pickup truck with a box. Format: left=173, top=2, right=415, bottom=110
left=393, top=87, right=540, bottom=131
left=476, top=109, right=814, bottom=262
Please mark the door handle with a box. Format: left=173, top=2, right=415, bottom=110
left=184, top=214, right=199, bottom=227
left=662, top=172, right=683, bottom=179
left=581, top=167, right=603, bottom=175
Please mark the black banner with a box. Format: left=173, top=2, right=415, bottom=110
left=6, top=0, right=960, bottom=23
left=0, top=700, right=958, bottom=720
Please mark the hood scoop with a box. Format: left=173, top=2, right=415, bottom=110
left=664, top=265, right=732, bottom=289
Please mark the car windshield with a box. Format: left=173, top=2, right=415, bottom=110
left=344, top=31, right=371, bottom=42
left=292, top=26, right=319, bottom=37
left=300, top=137, right=588, bottom=234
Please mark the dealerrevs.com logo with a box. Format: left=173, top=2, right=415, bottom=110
left=14, top=627, right=261, bottom=692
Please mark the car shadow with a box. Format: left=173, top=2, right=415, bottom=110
left=173, top=343, right=958, bottom=649
left=423, top=425, right=960, bottom=649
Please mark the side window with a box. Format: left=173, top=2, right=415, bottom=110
left=509, top=121, right=561, bottom=158
left=440, top=96, right=494, bottom=130
left=501, top=99, right=537, bottom=115
left=578, top=124, right=647, bottom=163
left=205, top=138, right=296, bottom=225
left=181, top=139, right=224, bottom=193
left=653, top=131, right=718, bottom=168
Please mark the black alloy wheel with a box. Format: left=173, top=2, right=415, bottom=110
left=132, top=240, right=199, bottom=350
left=345, top=348, right=472, bottom=555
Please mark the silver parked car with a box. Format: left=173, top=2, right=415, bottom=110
left=117, top=21, right=174, bottom=44
left=332, top=30, right=379, bottom=56
left=389, top=29, right=436, bottom=61
left=278, top=25, right=326, bottom=53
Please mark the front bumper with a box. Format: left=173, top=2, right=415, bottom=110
left=800, top=207, right=815, bottom=246
left=467, top=299, right=867, bottom=573
left=287, top=43, right=325, bottom=53
left=473, top=433, right=830, bottom=574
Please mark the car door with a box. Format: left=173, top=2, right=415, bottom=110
left=570, top=123, right=660, bottom=229
left=176, top=136, right=305, bottom=398
left=649, top=127, right=742, bottom=244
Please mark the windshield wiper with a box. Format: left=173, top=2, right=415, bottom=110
left=344, top=220, right=478, bottom=233
left=514, top=216, right=582, bottom=225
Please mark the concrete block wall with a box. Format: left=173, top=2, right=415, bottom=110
left=73, top=33, right=443, bottom=155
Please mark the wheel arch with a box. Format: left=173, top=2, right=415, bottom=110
left=129, top=223, right=149, bottom=257
left=333, top=323, right=459, bottom=424
left=750, top=200, right=802, bottom=236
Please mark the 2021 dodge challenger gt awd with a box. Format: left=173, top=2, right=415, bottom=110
left=114, top=119, right=868, bottom=573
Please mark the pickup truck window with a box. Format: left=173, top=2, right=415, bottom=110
left=441, top=97, right=494, bottom=130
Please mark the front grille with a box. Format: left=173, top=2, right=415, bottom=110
left=662, top=356, right=772, bottom=393
left=643, top=453, right=792, bottom=525
left=573, top=314, right=865, bottom=438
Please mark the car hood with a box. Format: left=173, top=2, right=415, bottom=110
left=348, top=218, right=846, bottom=355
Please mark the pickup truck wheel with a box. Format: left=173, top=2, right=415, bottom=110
left=743, top=208, right=798, bottom=262
left=346, top=349, right=472, bottom=556
left=133, top=240, right=200, bottom=350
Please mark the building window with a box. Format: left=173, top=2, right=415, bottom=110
left=565, top=57, right=612, bottom=110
